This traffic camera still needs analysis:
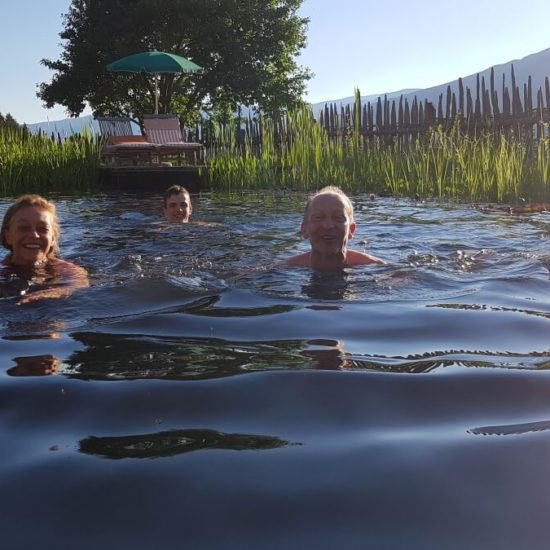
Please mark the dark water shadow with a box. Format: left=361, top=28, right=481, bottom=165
left=469, top=419, right=550, bottom=436
left=79, top=428, right=291, bottom=459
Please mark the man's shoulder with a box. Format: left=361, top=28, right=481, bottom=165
left=345, top=250, right=386, bottom=266
left=285, top=252, right=311, bottom=267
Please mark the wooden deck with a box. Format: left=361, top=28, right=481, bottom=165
left=99, top=164, right=208, bottom=192
left=98, top=143, right=208, bottom=191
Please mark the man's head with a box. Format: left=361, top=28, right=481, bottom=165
left=301, top=186, right=356, bottom=256
left=163, top=185, right=192, bottom=223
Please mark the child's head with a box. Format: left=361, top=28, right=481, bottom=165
left=301, top=186, right=356, bottom=255
left=163, top=185, right=192, bottom=223
left=1, top=194, right=60, bottom=265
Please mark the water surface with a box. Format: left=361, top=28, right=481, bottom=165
left=2, top=191, right=550, bottom=549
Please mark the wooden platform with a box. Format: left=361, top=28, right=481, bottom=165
left=99, top=165, right=208, bottom=192
left=98, top=138, right=208, bottom=191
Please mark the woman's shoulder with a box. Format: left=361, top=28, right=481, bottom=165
left=49, top=257, right=89, bottom=278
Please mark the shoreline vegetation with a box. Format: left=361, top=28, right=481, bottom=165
left=0, top=127, right=102, bottom=195
left=1, top=107, right=549, bottom=202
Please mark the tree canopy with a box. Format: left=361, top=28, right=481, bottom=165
left=38, top=0, right=311, bottom=124
left=0, top=113, right=20, bottom=130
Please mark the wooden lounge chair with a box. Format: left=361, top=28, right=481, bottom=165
left=143, top=114, right=206, bottom=165
left=96, top=116, right=155, bottom=165
left=96, top=116, right=134, bottom=137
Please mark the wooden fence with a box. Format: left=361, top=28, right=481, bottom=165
left=318, top=66, right=550, bottom=143
left=201, top=65, right=550, bottom=149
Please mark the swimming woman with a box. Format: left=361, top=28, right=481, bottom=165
left=1, top=194, right=89, bottom=304
left=286, top=186, right=385, bottom=271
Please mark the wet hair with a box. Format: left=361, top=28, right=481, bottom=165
left=302, top=185, right=354, bottom=224
left=1, top=194, right=60, bottom=258
left=163, top=185, right=191, bottom=208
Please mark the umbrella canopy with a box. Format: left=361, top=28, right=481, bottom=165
left=106, top=51, right=202, bottom=113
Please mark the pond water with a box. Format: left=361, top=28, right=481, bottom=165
left=2, top=190, right=550, bottom=549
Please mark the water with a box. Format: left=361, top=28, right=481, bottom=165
left=2, top=191, right=550, bottom=549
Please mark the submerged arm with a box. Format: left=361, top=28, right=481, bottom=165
left=18, top=259, right=89, bottom=305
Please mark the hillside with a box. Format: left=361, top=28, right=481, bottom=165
left=310, top=47, right=550, bottom=116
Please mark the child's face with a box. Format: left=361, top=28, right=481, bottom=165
left=164, top=192, right=192, bottom=223
left=301, top=193, right=355, bottom=256
left=3, top=205, right=55, bottom=266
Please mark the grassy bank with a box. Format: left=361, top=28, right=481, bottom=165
left=0, top=128, right=102, bottom=195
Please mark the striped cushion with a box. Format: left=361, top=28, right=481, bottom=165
left=146, top=128, right=182, bottom=144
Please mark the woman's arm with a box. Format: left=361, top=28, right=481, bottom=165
left=18, top=258, right=89, bottom=305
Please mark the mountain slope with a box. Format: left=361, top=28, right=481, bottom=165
left=311, top=47, right=550, bottom=116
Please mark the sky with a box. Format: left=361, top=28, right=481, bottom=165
left=2, top=0, right=550, bottom=124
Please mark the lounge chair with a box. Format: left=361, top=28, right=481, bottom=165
left=96, top=116, right=155, bottom=165
left=143, top=114, right=206, bottom=165
left=96, top=116, right=134, bottom=137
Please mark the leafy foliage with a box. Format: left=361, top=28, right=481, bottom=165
left=38, top=0, right=311, bottom=124
left=0, top=113, right=20, bottom=130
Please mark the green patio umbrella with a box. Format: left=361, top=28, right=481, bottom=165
left=106, top=51, right=202, bottom=114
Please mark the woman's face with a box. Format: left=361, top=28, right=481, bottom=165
left=3, top=205, right=55, bottom=266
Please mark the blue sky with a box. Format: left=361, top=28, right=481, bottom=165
left=2, top=0, right=550, bottom=123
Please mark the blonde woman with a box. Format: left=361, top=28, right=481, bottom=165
left=1, top=194, right=89, bottom=304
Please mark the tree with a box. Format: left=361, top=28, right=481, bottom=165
left=38, top=0, right=311, bottom=124
left=0, top=113, right=20, bottom=130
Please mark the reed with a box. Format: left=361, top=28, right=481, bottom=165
left=207, top=106, right=550, bottom=202
left=536, top=137, right=550, bottom=195
left=0, top=127, right=102, bottom=195
left=2, top=108, right=550, bottom=202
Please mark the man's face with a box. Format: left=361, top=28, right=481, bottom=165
left=164, top=192, right=192, bottom=223
left=301, top=193, right=355, bottom=256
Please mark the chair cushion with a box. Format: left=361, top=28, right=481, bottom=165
left=106, top=135, right=149, bottom=145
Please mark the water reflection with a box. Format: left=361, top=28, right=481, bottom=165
left=300, top=339, right=350, bottom=369
left=0, top=274, right=30, bottom=298
left=64, top=332, right=308, bottom=380
left=301, top=271, right=351, bottom=300
left=46, top=331, right=550, bottom=381
left=6, top=354, right=61, bottom=376
left=79, top=428, right=291, bottom=459
left=3, top=320, right=65, bottom=340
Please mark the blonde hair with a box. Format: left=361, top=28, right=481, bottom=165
left=1, top=194, right=60, bottom=258
left=302, top=186, right=354, bottom=224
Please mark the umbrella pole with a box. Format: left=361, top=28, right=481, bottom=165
left=154, top=75, right=159, bottom=114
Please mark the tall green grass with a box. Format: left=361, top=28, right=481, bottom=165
left=0, top=127, right=102, bottom=195
left=208, top=104, right=550, bottom=202
left=2, top=108, right=550, bottom=202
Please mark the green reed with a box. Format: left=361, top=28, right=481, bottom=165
left=0, top=127, right=103, bottom=195
left=2, top=108, right=549, bottom=202
left=207, top=104, right=550, bottom=202
left=536, top=136, right=550, bottom=195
